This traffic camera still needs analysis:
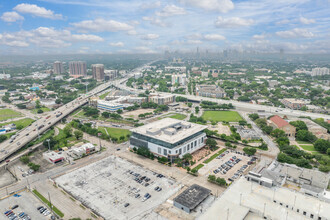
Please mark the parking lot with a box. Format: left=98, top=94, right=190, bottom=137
left=56, top=155, right=180, bottom=220
left=199, top=150, right=256, bottom=183
left=0, top=190, right=50, bottom=220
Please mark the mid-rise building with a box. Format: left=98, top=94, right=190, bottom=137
left=97, top=100, right=124, bottom=112
left=268, top=115, right=296, bottom=137
left=69, top=61, right=87, bottom=76
left=53, top=61, right=64, bottom=74
left=92, top=64, right=105, bottom=81
left=171, top=74, right=187, bottom=86
left=149, top=94, right=175, bottom=105
left=105, top=70, right=118, bottom=81
left=196, top=85, right=226, bottom=98
left=281, top=98, right=309, bottom=110
left=311, top=67, right=329, bottom=76
left=130, top=118, right=207, bottom=161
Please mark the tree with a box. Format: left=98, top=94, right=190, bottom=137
left=63, top=125, right=73, bottom=137
left=36, top=100, right=41, bottom=109
left=43, top=137, right=57, bottom=150
left=0, top=135, right=7, bottom=143
left=206, top=138, right=217, bottom=149
left=55, top=99, right=62, bottom=104
left=187, top=102, right=192, bottom=107
left=117, top=109, right=123, bottom=114
left=296, top=130, right=317, bottom=143
left=314, top=139, right=330, bottom=154
left=37, top=109, right=44, bottom=114
left=20, top=156, right=30, bottom=164
left=243, top=147, right=256, bottom=156
left=16, top=125, right=24, bottom=130
left=271, top=129, right=286, bottom=138
left=183, top=153, right=192, bottom=162
left=289, top=121, right=308, bottom=132
left=239, top=120, right=247, bottom=126
left=195, top=106, right=199, bottom=114
left=119, top=136, right=125, bottom=141
left=28, top=163, right=40, bottom=171
left=208, top=175, right=216, bottom=182
left=74, top=130, right=83, bottom=140
left=216, top=177, right=226, bottom=186
left=102, top=112, right=110, bottom=118
left=262, top=126, right=273, bottom=135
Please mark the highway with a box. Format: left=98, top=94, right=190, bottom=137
left=0, top=64, right=147, bottom=163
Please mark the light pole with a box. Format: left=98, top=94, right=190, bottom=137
left=46, top=139, right=51, bottom=152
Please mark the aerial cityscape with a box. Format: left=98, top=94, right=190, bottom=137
left=0, top=0, right=329, bottom=220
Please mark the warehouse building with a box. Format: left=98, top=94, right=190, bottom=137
left=130, top=118, right=207, bottom=161
left=174, top=184, right=211, bottom=213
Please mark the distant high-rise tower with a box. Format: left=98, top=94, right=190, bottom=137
left=69, top=61, right=86, bottom=76
left=53, top=61, right=64, bottom=74
left=92, top=64, right=105, bottom=81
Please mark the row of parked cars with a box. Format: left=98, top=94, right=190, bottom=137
left=37, top=206, right=55, bottom=219
left=213, top=155, right=242, bottom=175
left=228, top=164, right=249, bottom=182
left=4, top=205, right=31, bottom=220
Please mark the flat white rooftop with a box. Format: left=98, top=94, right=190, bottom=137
left=199, top=177, right=330, bottom=220
left=130, top=118, right=207, bottom=144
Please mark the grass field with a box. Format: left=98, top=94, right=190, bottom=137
left=169, top=113, right=187, bottom=120
left=31, top=107, right=51, bottom=114
left=300, top=145, right=316, bottom=152
left=0, top=118, right=34, bottom=128
left=0, top=109, right=22, bottom=121
left=202, top=111, right=243, bottom=122
left=297, top=140, right=312, bottom=145
left=98, top=127, right=131, bottom=141
left=194, top=164, right=204, bottom=171
left=99, top=91, right=110, bottom=99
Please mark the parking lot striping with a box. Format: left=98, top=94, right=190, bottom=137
left=0, top=188, right=27, bottom=201
left=32, top=189, right=64, bottom=218
left=56, top=155, right=180, bottom=220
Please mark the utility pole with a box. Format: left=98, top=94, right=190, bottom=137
left=48, top=192, right=53, bottom=215
left=46, top=139, right=51, bottom=152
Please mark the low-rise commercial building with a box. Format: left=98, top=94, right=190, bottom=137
left=281, top=98, right=310, bottom=110
left=43, top=151, right=64, bottom=164
left=130, top=118, right=207, bottom=161
left=67, top=143, right=96, bottom=159
left=174, top=184, right=211, bottom=213
left=97, top=99, right=124, bottom=112
left=268, top=115, right=296, bottom=137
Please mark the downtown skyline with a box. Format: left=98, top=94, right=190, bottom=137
left=0, top=0, right=329, bottom=55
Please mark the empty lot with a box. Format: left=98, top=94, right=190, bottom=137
left=56, top=155, right=180, bottom=220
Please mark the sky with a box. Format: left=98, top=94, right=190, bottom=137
left=0, top=0, right=329, bottom=55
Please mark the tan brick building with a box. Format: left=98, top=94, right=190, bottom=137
left=268, top=115, right=296, bottom=137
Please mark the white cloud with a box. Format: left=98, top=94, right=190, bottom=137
left=0, top=27, right=104, bottom=49
left=215, top=16, right=254, bottom=28
left=134, top=46, right=157, bottom=54
left=140, top=1, right=162, bottom=10
left=186, top=39, right=203, bottom=44
left=141, top=34, right=159, bottom=40
left=203, top=34, right=225, bottom=41
left=1, top=12, right=24, bottom=22
left=276, top=19, right=290, bottom=25
left=156, top=5, right=186, bottom=17
left=71, top=34, right=104, bottom=42
left=179, top=0, right=234, bottom=13
left=299, top=17, right=315, bottom=24
left=71, top=18, right=133, bottom=32
left=13, top=3, right=63, bottom=20
left=252, top=34, right=265, bottom=40
left=276, top=28, right=314, bottom=38
left=142, top=16, right=169, bottom=27
left=127, top=30, right=138, bottom=35
left=109, top=42, right=124, bottom=47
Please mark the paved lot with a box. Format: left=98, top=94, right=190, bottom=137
left=56, top=155, right=180, bottom=220
left=199, top=150, right=253, bottom=183
left=0, top=190, right=48, bottom=220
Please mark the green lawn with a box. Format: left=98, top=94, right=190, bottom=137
left=169, top=113, right=187, bottom=120
left=194, top=164, right=204, bottom=171
left=32, top=189, right=64, bottom=217
left=300, top=145, right=316, bottom=152
left=99, top=91, right=110, bottom=99
left=297, top=140, right=312, bottom=145
left=31, top=107, right=51, bottom=114
left=202, top=111, right=243, bottom=122
left=0, top=118, right=34, bottom=128
left=0, top=109, right=22, bottom=121
left=204, top=148, right=227, bottom=164
left=98, top=127, right=131, bottom=141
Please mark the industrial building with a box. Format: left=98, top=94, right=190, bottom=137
left=130, top=118, right=207, bottom=161
left=199, top=177, right=330, bottom=220
left=174, top=184, right=211, bottom=213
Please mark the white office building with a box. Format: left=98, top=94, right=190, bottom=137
left=97, top=100, right=124, bottom=112
left=171, top=74, right=187, bottom=85
left=311, top=68, right=329, bottom=76
left=130, top=118, right=207, bottom=161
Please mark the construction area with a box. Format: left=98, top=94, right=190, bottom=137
left=55, top=155, right=181, bottom=220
